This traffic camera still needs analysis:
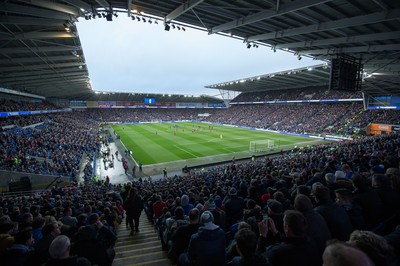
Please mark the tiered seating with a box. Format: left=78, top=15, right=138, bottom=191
left=113, top=215, right=170, bottom=265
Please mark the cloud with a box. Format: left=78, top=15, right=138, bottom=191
left=77, top=16, right=322, bottom=95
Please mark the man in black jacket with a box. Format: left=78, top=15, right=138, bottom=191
left=257, top=210, right=320, bottom=266
left=168, top=208, right=200, bottom=264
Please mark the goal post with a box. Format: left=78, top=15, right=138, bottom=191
left=249, top=139, right=275, bottom=153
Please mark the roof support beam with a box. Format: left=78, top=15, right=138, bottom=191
left=275, top=31, right=400, bottom=49
left=371, top=0, right=388, bottom=10
left=0, top=62, right=84, bottom=72
left=210, top=0, right=333, bottom=34
left=248, top=9, right=400, bottom=42
left=0, top=68, right=83, bottom=78
left=61, top=0, right=91, bottom=12
left=9, top=76, right=88, bottom=86
left=0, top=55, right=80, bottom=64
left=95, top=0, right=110, bottom=11
left=0, top=2, right=76, bottom=21
left=0, top=15, right=65, bottom=26
left=127, top=0, right=132, bottom=17
left=1, top=72, right=84, bottom=83
left=0, top=32, right=77, bottom=40
left=0, top=46, right=79, bottom=54
left=300, top=44, right=400, bottom=55
left=18, top=0, right=80, bottom=16
left=166, top=0, right=204, bottom=22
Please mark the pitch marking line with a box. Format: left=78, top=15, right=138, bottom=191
left=174, top=145, right=198, bottom=158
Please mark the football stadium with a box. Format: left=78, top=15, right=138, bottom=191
left=1, top=1, right=400, bottom=265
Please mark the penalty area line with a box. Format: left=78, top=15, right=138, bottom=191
left=174, top=145, right=198, bottom=158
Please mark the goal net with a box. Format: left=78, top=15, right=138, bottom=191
left=249, top=140, right=275, bottom=153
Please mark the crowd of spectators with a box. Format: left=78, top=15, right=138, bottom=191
left=0, top=99, right=60, bottom=112
left=0, top=182, right=123, bottom=265
left=0, top=112, right=101, bottom=177
left=231, top=86, right=362, bottom=102
left=140, top=132, right=400, bottom=265
left=1, top=97, right=399, bottom=178
left=1, top=131, right=399, bottom=265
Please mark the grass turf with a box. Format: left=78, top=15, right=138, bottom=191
left=111, top=122, right=324, bottom=166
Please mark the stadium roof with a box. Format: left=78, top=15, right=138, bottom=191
left=0, top=0, right=399, bottom=99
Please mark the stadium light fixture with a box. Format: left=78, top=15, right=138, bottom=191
left=106, top=12, right=113, bottom=21
left=164, top=23, right=170, bottom=31
left=63, top=23, right=70, bottom=32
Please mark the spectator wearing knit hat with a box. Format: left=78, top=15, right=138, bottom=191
left=205, top=197, right=227, bottom=231
left=180, top=194, right=193, bottom=216
left=184, top=211, right=226, bottom=266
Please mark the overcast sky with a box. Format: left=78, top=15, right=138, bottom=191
left=77, top=15, right=322, bottom=97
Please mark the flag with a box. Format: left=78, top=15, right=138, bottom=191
left=220, top=134, right=223, bottom=139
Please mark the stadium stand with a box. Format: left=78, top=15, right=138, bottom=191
left=1, top=1, right=400, bottom=265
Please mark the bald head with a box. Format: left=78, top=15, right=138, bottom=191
left=323, top=242, right=375, bottom=266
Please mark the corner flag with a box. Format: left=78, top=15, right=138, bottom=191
left=220, top=134, right=223, bottom=139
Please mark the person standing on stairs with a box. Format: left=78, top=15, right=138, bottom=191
left=123, top=187, right=144, bottom=236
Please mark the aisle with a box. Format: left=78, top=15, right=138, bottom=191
left=113, top=213, right=172, bottom=266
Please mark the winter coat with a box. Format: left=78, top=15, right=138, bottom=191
left=187, top=226, right=226, bottom=266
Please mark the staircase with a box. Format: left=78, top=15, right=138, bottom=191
left=113, top=213, right=171, bottom=265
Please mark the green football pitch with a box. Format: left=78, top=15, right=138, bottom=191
left=111, top=122, right=326, bottom=167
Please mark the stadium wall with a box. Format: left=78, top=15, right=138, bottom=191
left=0, top=170, right=70, bottom=192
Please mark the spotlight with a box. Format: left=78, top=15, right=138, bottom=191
left=97, top=14, right=101, bottom=18
left=246, top=43, right=251, bottom=49
left=149, top=20, right=152, bottom=24
left=137, top=16, right=141, bottom=21
left=164, top=23, right=170, bottom=31
left=102, top=13, right=106, bottom=18
left=143, top=18, right=146, bottom=22
left=182, top=27, right=185, bottom=31
left=172, top=24, right=175, bottom=29
left=131, top=16, right=135, bottom=20
left=63, top=23, right=70, bottom=32
left=154, top=20, right=158, bottom=24
left=106, top=13, right=112, bottom=21
left=114, top=13, right=118, bottom=17
left=297, top=55, right=302, bottom=60
left=177, top=26, right=181, bottom=30
left=84, top=15, right=89, bottom=20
